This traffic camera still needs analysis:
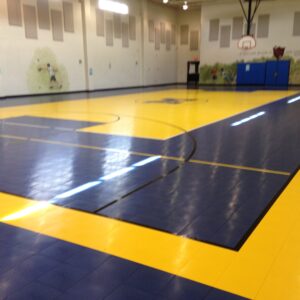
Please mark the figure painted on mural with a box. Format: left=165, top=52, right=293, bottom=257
left=221, top=68, right=235, bottom=84
left=38, top=63, right=62, bottom=89
left=28, top=48, right=69, bottom=93
left=273, top=46, right=285, bottom=60
left=210, top=67, right=218, bottom=81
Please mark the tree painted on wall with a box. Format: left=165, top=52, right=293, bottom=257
left=289, top=58, right=300, bottom=84
left=200, top=56, right=300, bottom=85
left=200, top=62, right=238, bottom=84
left=27, top=48, right=69, bottom=93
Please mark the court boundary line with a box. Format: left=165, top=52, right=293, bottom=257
left=1, top=170, right=300, bottom=299
left=0, top=134, right=290, bottom=176
left=235, top=165, right=300, bottom=250
left=0, top=133, right=295, bottom=251
left=1, top=121, right=77, bottom=132
left=1, top=117, right=171, bottom=141
left=97, top=167, right=296, bottom=252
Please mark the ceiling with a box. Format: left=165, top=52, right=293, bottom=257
left=151, top=0, right=236, bottom=10
left=151, top=0, right=280, bottom=10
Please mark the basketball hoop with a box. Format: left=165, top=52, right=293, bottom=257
left=238, top=35, right=256, bottom=50
left=273, top=46, right=285, bottom=60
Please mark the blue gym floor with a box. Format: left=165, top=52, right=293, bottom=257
left=1, top=92, right=299, bottom=249
left=1, top=87, right=300, bottom=299
left=0, top=222, right=246, bottom=299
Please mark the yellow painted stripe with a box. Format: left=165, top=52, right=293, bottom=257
left=3, top=121, right=49, bottom=129
left=215, top=170, right=300, bottom=298
left=74, top=89, right=298, bottom=139
left=55, top=127, right=75, bottom=132
left=0, top=134, right=27, bottom=141
left=0, top=134, right=290, bottom=176
left=188, top=159, right=291, bottom=176
left=30, top=138, right=155, bottom=158
left=2, top=121, right=76, bottom=132
left=0, top=193, right=235, bottom=290
left=0, top=90, right=297, bottom=140
left=0, top=171, right=300, bottom=298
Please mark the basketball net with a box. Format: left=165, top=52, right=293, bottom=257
left=238, top=35, right=256, bottom=50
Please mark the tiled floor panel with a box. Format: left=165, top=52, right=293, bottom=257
left=1, top=88, right=300, bottom=299
left=0, top=223, right=247, bottom=300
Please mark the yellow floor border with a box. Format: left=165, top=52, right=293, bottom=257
left=0, top=170, right=300, bottom=299
left=0, top=89, right=297, bottom=140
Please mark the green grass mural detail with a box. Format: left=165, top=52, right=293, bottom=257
left=27, top=48, right=69, bottom=93
left=200, top=56, right=300, bottom=85
left=289, top=57, right=300, bottom=84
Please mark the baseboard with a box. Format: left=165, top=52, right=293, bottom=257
left=1, top=82, right=299, bottom=100
left=198, top=83, right=300, bottom=87
left=0, top=83, right=180, bottom=100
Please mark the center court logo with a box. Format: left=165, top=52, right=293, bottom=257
left=138, top=98, right=198, bottom=105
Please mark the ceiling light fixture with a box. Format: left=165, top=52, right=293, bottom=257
left=183, top=1, right=188, bottom=10
left=163, top=0, right=169, bottom=3
left=98, top=0, right=129, bottom=15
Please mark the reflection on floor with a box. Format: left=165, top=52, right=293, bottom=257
left=0, top=88, right=300, bottom=299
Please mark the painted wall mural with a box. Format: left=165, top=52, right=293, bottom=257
left=200, top=62, right=237, bottom=85
left=200, top=56, right=300, bottom=85
left=27, top=48, right=69, bottom=93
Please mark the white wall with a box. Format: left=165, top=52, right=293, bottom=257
left=85, top=0, right=144, bottom=90
left=176, top=9, right=201, bottom=83
left=0, top=0, right=86, bottom=97
left=85, top=0, right=179, bottom=89
left=200, top=0, right=300, bottom=65
left=0, top=0, right=202, bottom=97
left=142, top=0, right=177, bottom=85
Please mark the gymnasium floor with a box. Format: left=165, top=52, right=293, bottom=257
left=0, top=86, right=300, bottom=299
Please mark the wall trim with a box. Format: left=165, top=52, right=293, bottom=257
left=1, top=82, right=299, bottom=100
left=0, top=83, right=182, bottom=100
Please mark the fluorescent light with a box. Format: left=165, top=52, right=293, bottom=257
left=288, top=95, right=300, bottom=104
left=231, top=111, right=265, bottom=127
left=98, top=0, right=128, bottom=15
left=100, top=167, right=134, bottom=181
left=133, top=156, right=161, bottom=167
left=55, top=181, right=101, bottom=199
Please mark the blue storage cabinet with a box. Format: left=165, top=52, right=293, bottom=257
left=237, top=62, right=266, bottom=85
left=237, top=61, right=290, bottom=86
left=265, top=60, right=290, bottom=86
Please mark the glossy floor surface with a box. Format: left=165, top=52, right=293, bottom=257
left=0, top=87, right=300, bottom=299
